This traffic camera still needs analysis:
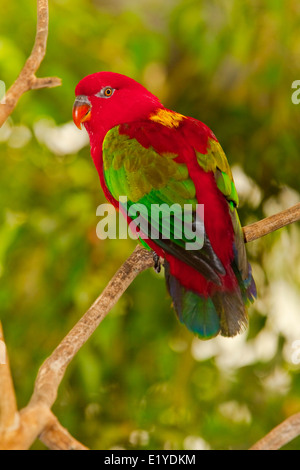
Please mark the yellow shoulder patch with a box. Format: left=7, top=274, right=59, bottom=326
left=149, top=108, right=185, bottom=128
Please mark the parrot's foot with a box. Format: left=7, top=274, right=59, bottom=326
left=152, top=252, right=161, bottom=274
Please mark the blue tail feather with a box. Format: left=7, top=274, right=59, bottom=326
left=165, top=261, right=220, bottom=339
left=181, top=290, right=221, bottom=339
left=164, top=260, right=255, bottom=339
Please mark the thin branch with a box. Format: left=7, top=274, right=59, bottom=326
left=0, top=403, right=87, bottom=450
left=0, top=404, right=51, bottom=450
left=0, top=246, right=152, bottom=449
left=27, top=203, right=299, bottom=448
left=0, top=201, right=299, bottom=448
left=243, top=202, right=300, bottom=243
left=0, top=0, right=299, bottom=451
left=250, top=412, right=300, bottom=450
left=24, top=205, right=300, bottom=433
left=29, top=245, right=153, bottom=410
left=0, top=0, right=61, bottom=127
left=0, top=323, right=18, bottom=431
left=39, top=412, right=89, bottom=450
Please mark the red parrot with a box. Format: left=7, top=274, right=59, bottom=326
left=73, top=72, right=256, bottom=339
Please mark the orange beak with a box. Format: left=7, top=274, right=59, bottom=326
left=72, top=96, right=91, bottom=129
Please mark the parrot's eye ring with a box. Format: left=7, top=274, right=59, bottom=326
left=96, top=86, right=115, bottom=99
left=104, top=87, right=113, bottom=97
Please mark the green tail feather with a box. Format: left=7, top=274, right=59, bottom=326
left=165, top=261, right=252, bottom=339
left=165, top=261, right=220, bottom=339
left=181, top=290, right=221, bottom=339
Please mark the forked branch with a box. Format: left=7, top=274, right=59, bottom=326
left=0, top=0, right=61, bottom=127
left=0, top=201, right=299, bottom=449
left=26, top=202, right=300, bottom=413
left=0, top=0, right=300, bottom=450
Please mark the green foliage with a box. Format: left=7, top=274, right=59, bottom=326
left=1, top=0, right=300, bottom=450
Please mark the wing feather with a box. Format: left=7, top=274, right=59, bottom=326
left=103, top=124, right=225, bottom=284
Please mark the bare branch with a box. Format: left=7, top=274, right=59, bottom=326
left=29, top=245, right=153, bottom=410
left=20, top=203, right=300, bottom=448
left=0, top=399, right=88, bottom=450
left=31, top=77, right=61, bottom=90
left=250, top=412, right=300, bottom=450
left=0, top=404, right=51, bottom=450
left=243, top=203, right=300, bottom=243
left=0, top=0, right=61, bottom=127
left=0, top=164, right=298, bottom=448
left=0, top=1, right=299, bottom=450
left=0, top=0, right=299, bottom=449
left=39, top=412, right=89, bottom=450
left=0, top=323, right=18, bottom=431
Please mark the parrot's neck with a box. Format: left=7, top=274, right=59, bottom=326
left=90, top=140, right=117, bottom=205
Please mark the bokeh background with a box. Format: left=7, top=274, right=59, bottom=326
left=1, top=0, right=300, bottom=450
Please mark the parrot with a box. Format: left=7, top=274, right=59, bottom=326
left=72, top=72, right=256, bottom=339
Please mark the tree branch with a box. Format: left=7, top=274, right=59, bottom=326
left=0, top=405, right=51, bottom=450
left=0, top=323, right=18, bottom=431
left=0, top=4, right=299, bottom=444
left=0, top=0, right=61, bottom=127
left=250, top=412, right=300, bottom=450
left=38, top=412, right=89, bottom=450
left=0, top=201, right=299, bottom=449
left=243, top=203, right=300, bottom=243
left=29, top=246, right=153, bottom=410
left=0, top=404, right=87, bottom=450
left=27, top=204, right=298, bottom=448
left=0, top=246, right=152, bottom=449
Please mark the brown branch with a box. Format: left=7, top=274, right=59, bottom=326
left=0, top=246, right=152, bottom=449
left=243, top=202, right=300, bottom=243
left=250, top=412, right=300, bottom=450
left=0, top=0, right=299, bottom=450
left=29, top=245, right=153, bottom=410
left=0, top=323, right=87, bottom=449
left=0, top=0, right=61, bottom=127
left=0, top=0, right=298, bottom=451
left=0, top=323, right=18, bottom=431
left=27, top=204, right=298, bottom=448
left=0, top=199, right=299, bottom=448
left=39, top=412, right=88, bottom=450
left=0, top=405, right=51, bottom=450
left=0, top=404, right=87, bottom=450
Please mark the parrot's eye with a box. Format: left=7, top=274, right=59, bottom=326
left=96, top=86, right=115, bottom=99
left=104, top=87, right=113, bottom=97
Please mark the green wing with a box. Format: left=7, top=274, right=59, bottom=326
left=196, top=138, right=238, bottom=206
left=103, top=127, right=195, bottom=205
left=102, top=126, right=225, bottom=283
left=197, top=138, right=248, bottom=280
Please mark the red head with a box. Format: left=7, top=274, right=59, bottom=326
left=73, top=72, right=163, bottom=146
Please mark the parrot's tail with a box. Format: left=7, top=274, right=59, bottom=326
left=164, top=261, right=256, bottom=339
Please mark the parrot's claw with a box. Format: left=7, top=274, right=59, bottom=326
left=152, top=252, right=161, bottom=273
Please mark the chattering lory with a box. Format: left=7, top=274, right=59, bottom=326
left=73, top=72, right=256, bottom=339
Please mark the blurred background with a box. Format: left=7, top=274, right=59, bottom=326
left=0, top=0, right=300, bottom=450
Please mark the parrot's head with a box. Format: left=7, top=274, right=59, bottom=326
left=73, top=72, right=163, bottom=139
